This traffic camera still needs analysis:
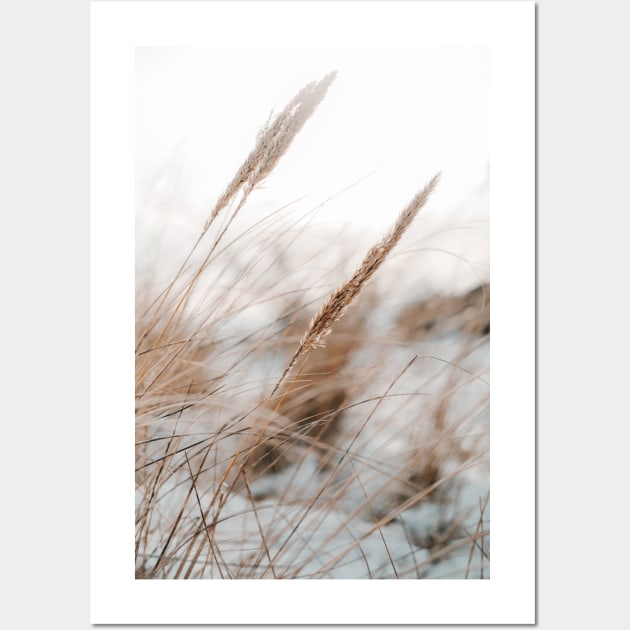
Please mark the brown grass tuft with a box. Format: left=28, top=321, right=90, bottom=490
left=207, top=72, right=337, bottom=231
left=271, top=172, right=441, bottom=399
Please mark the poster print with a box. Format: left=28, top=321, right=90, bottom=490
left=92, top=1, right=534, bottom=623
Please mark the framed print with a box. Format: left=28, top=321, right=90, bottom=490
left=91, top=1, right=534, bottom=623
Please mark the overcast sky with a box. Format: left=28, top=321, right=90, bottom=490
left=136, top=46, right=489, bottom=233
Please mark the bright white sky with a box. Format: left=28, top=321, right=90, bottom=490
left=136, top=46, right=488, bottom=231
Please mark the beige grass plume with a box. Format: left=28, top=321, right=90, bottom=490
left=270, top=172, right=441, bottom=399
left=205, top=71, right=338, bottom=232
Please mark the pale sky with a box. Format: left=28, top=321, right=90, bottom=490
left=136, top=46, right=489, bottom=232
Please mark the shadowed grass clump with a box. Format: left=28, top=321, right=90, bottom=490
left=135, top=72, right=490, bottom=579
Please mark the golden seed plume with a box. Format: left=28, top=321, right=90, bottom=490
left=205, top=71, right=337, bottom=232
left=270, top=172, right=441, bottom=398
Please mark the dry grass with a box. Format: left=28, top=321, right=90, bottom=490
left=135, top=73, right=490, bottom=579
left=271, top=173, right=441, bottom=400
